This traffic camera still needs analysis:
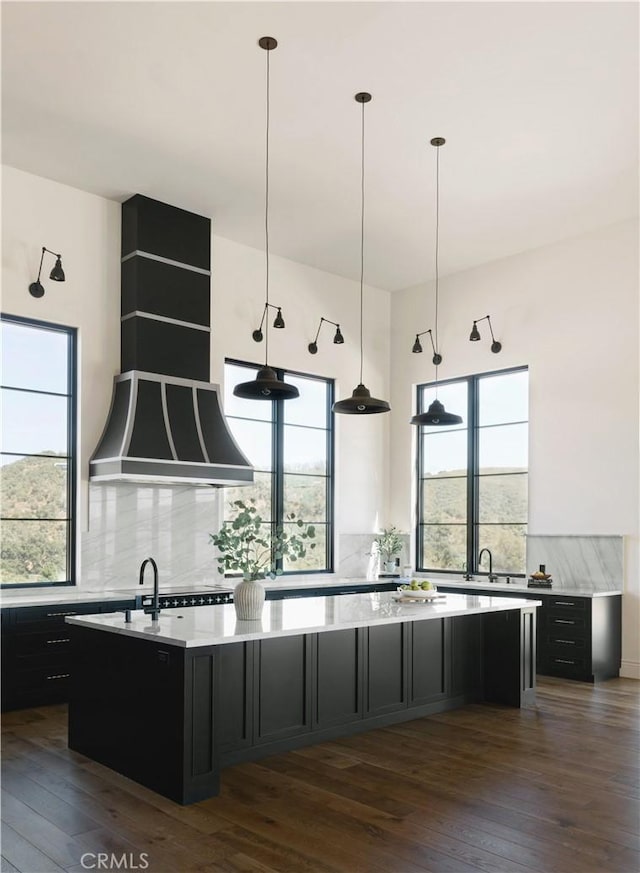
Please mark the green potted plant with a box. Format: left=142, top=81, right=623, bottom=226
left=211, top=499, right=316, bottom=620
left=373, top=526, right=405, bottom=574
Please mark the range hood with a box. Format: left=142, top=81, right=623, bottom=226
left=90, top=195, right=253, bottom=486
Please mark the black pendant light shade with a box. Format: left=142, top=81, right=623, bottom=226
left=233, top=365, right=299, bottom=400
left=469, top=321, right=481, bottom=341
left=234, top=36, right=298, bottom=402
left=333, top=325, right=344, bottom=344
left=28, top=247, right=65, bottom=298
left=333, top=383, right=390, bottom=414
left=410, top=137, right=462, bottom=427
left=411, top=398, right=463, bottom=427
left=333, top=92, right=390, bottom=416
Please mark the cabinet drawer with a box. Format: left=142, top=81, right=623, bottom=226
left=545, top=634, right=587, bottom=652
left=541, top=654, right=589, bottom=679
left=546, top=596, right=587, bottom=612
left=547, top=614, right=587, bottom=631
left=9, top=629, right=74, bottom=657
left=14, top=603, right=101, bottom=629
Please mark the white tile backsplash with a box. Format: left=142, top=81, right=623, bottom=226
left=338, top=533, right=410, bottom=579
left=526, top=535, right=623, bottom=591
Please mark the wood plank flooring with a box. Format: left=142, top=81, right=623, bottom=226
left=2, top=677, right=638, bottom=873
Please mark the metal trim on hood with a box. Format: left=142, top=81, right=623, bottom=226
left=90, top=371, right=254, bottom=486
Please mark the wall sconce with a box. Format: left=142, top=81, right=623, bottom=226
left=469, top=315, right=502, bottom=353
left=308, top=317, right=344, bottom=354
left=411, top=328, right=442, bottom=365
left=252, top=302, right=286, bottom=342
left=28, top=247, right=66, bottom=298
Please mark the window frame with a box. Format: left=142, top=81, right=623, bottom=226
left=416, top=365, right=528, bottom=578
left=225, top=358, right=335, bottom=576
left=1, top=313, right=78, bottom=589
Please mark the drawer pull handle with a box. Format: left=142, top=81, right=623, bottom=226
left=554, top=659, right=575, bottom=665
left=46, top=673, right=71, bottom=681
left=554, top=619, right=575, bottom=625
left=554, top=601, right=577, bottom=607
left=554, top=639, right=575, bottom=645
left=46, top=638, right=71, bottom=645
left=46, top=611, right=78, bottom=617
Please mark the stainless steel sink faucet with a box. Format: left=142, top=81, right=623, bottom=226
left=478, top=548, right=498, bottom=583
left=139, top=557, right=161, bottom=620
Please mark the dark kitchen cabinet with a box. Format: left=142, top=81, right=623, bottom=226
left=253, top=634, right=313, bottom=744
left=437, top=586, right=621, bottom=683
left=365, top=623, right=409, bottom=716
left=314, top=628, right=363, bottom=728
left=410, top=618, right=448, bottom=705
left=1, top=598, right=135, bottom=711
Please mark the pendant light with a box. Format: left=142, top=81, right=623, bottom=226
left=233, top=37, right=299, bottom=402
left=411, top=138, right=462, bottom=427
left=333, top=93, right=390, bottom=415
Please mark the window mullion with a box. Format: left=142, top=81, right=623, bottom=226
left=467, top=375, right=479, bottom=574
left=273, top=372, right=285, bottom=571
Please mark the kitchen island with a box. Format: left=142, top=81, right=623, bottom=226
left=67, top=591, right=539, bottom=804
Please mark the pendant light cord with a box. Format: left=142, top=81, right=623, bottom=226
left=434, top=143, right=440, bottom=387
left=359, top=97, right=365, bottom=386
left=264, top=45, right=271, bottom=366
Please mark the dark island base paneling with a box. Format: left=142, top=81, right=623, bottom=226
left=69, top=608, right=535, bottom=805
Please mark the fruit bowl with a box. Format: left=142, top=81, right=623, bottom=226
left=395, top=587, right=440, bottom=600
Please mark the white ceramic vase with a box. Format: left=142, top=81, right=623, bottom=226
left=234, top=578, right=266, bottom=621
left=383, top=561, right=397, bottom=574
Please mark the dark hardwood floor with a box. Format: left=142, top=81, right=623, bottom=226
left=2, top=677, right=638, bottom=873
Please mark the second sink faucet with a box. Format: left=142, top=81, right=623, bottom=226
left=139, top=557, right=161, bottom=620
left=478, top=548, right=498, bottom=583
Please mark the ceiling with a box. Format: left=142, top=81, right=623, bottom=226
left=2, top=2, right=638, bottom=292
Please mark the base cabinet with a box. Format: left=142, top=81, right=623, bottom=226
left=437, top=587, right=621, bottom=683
left=1, top=600, right=135, bottom=711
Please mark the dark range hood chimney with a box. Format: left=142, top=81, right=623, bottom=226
left=90, top=195, right=254, bottom=486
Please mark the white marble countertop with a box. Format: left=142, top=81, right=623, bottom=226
left=427, top=579, right=622, bottom=598
left=66, top=591, right=540, bottom=649
left=0, top=588, right=139, bottom=609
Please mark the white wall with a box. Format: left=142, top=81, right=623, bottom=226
left=1, top=166, right=391, bottom=583
left=390, top=219, right=640, bottom=677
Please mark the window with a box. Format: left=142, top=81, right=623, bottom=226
left=1, top=315, right=77, bottom=587
left=416, top=367, right=528, bottom=576
left=223, top=360, right=334, bottom=574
